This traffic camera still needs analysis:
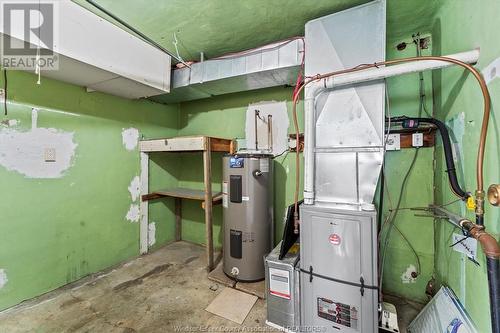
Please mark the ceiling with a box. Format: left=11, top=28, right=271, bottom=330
left=73, top=0, right=442, bottom=63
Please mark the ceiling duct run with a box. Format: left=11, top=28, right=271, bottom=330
left=150, top=38, right=304, bottom=104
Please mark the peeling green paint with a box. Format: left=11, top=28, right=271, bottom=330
left=432, top=1, right=500, bottom=331
left=0, top=70, right=179, bottom=310
left=377, top=39, right=435, bottom=302
left=0, top=3, right=496, bottom=329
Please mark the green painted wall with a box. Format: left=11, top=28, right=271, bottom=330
left=378, top=40, right=436, bottom=302
left=176, top=38, right=436, bottom=303
left=78, top=0, right=441, bottom=61
left=0, top=70, right=178, bottom=310
left=2, top=3, right=497, bottom=328
left=178, top=87, right=303, bottom=248
left=431, top=1, right=500, bottom=331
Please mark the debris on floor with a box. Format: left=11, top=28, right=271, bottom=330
left=0, top=242, right=269, bottom=332
left=205, top=287, right=258, bottom=324
left=408, top=287, right=478, bottom=333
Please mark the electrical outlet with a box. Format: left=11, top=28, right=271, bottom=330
left=385, top=134, right=400, bottom=151
left=412, top=133, right=424, bottom=147
left=44, top=148, right=56, bottom=162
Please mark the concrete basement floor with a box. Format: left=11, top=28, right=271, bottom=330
left=0, top=241, right=420, bottom=333
left=0, top=241, right=271, bottom=333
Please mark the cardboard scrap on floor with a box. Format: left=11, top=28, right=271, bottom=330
left=205, top=287, right=258, bottom=324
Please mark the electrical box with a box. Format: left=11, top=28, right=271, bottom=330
left=265, top=242, right=301, bottom=331
left=385, top=134, right=401, bottom=151
left=412, top=133, right=424, bottom=147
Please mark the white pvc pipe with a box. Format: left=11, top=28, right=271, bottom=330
left=303, top=48, right=480, bottom=205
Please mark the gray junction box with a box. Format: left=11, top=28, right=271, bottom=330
left=265, top=242, right=301, bottom=331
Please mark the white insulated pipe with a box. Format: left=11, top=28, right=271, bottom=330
left=303, top=48, right=480, bottom=205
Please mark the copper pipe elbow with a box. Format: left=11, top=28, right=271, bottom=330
left=469, top=226, right=500, bottom=260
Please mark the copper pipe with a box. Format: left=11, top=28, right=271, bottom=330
left=380, top=56, right=490, bottom=197
left=292, top=55, right=491, bottom=225
left=460, top=219, right=500, bottom=259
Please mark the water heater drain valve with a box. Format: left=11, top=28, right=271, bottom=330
left=230, top=267, right=240, bottom=277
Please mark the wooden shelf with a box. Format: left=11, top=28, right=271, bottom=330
left=140, top=135, right=235, bottom=153
left=142, top=187, right=222, bottom=202
left=139, top=135, right=234, bottom=272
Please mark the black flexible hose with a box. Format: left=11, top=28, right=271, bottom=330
left=389, top=116, right=470, bottom=201
left=477, top=215, right=484, bottom=226
left=487, top=257, right=500, bottom=333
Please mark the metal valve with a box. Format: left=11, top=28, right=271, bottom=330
left=488, top=184, right=500, bottom=206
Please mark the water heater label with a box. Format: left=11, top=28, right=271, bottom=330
left=259, top=159, right=270, bottom=173
left=230, top=157, right=244, bottom=168
left=329, top=234, right=341, bottom=245
left=269, top=268, right=290, bottom=299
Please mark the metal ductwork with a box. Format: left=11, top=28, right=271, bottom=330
left=150, top=38, right=304, bottom=104
left=303, top=1, right=386, bottom=208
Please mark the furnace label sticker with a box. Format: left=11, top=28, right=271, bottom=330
left=269, top=268, right=290, bottom=299
left=317, top=297, right=358, bottom=330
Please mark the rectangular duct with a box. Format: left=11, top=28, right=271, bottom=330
left=0, top=1, right=171, bottom=99
left=304, top=0, right=386, bottom=208
left=150, top=38, right=304, bottom=104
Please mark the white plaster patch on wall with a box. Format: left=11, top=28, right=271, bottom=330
left=148, top=222, right=156, bottom=247
left=0, top=108, right=78, bottom=178
left=482, top=57, right=500, bottom=85
left=0, top=269, right=8, bottom=289
left=126, top=204, right=140, bottom=223
left=122, top=127, right=139, bottom=151
left=401, top=264, right=418, bottom=284
left=128, top=176, right=141, bottom=202
left=245, top=101, right=289, bottom=155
